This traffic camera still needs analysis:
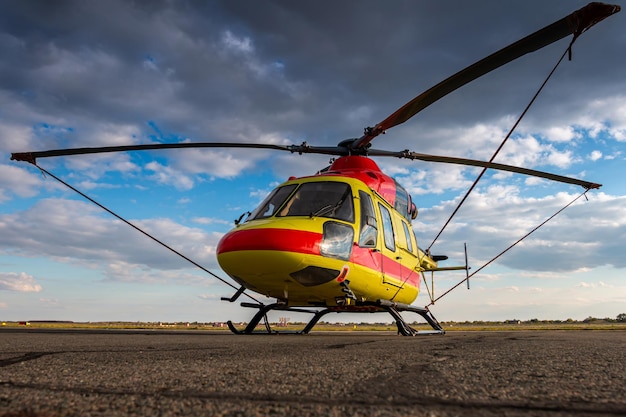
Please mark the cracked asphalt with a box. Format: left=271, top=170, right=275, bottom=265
left=0, top=329, right=624, bottom=416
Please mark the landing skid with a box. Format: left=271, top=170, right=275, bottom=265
left=225, top=300, right=445, bottom=336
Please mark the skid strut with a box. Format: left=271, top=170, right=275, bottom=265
left=224, top=300, right=445, bottom=336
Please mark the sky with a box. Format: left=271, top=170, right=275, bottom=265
left=1, top=0, right=625, bottom=324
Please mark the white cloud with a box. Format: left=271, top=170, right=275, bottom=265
left=192, top=217, right=231, bottom=226
left=396, top=165, right=474, bottom=196
left=545, top=126, right=578, bottom=143
left=586, top=96, right=626, bottom=142
left=145, top=161, right=194, bottom=190
left=170, top=149, right=258, bottom=179
left=0, top=272, right=42, bottom=292
left=0, top=120, right=34, bottom=153
left=589, top=150, right=603, bottom=161
left=0, top=164, right=44, bottom=202
left=546, top=148, right=575, bottom=168
left=576, top=281, right=611, bottom=289
left=0, top=199, right=223, bottom=271
left=417, top=189, right=626, bottom=272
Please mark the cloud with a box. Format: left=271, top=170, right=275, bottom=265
left=192, top=217, right=231, bottom=226
left=0, top=198, right=223, bottom=271
left=589, top=150, right=603, bottom=161
left=395, top=164, right=474, bottom=196
left=0, top=272, right=42, bottom=292
left=221, top=30, right=253, bottom=54
left=0, top=1, right=624, bottom=322
left=545, top=126, right=579, bottom=143
left=576, top=281, right=611, bottom=289
left=102, top=261, right=219, bottom=287
left=417, top=189, right=626, bottom=272
left=585, top=96, right=626, bottom=142
left=198, top=294, right=219, bottom=301
left=145, top=161, right=194, bottom=190
left=0, top=164, right=44, bottom=202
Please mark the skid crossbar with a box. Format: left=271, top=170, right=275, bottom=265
left=225, top=300, right=445, bottom=336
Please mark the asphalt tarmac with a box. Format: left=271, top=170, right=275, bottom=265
left=0, top=329, right=624, bottom=416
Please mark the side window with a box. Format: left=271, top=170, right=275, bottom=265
left=378, top=203, right=395, bottom=252
left=394, top=179, right=410, bottom=219
left=358, top=191, right=378, bottom=247
left=401, top=221, right=414, bottom=253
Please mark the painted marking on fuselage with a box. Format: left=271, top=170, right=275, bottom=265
left=218, top=227, right=420, bottom=288
left=336, top=265, right=350, bottom=282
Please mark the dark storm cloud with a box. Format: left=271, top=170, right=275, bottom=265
left=2, top=0, right=622, bottom=156
left=210, top=0, right=625, bottom=137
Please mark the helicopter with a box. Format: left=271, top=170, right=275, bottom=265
left=11, top=2, right=620, bottom=335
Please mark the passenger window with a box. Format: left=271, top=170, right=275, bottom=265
left=358, top=191, right=378, bottom=247
left=394, top=179, right=410, bottom=219
left=378, top=203, right=395, bottom=252
left=401, top=221, right=414, bottom=253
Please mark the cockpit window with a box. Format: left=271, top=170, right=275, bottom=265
left=358, top=190, right=378, bottom=248
left=249, top=184, right=297, bottom=220
left=277, top=182, right=354, bottom=222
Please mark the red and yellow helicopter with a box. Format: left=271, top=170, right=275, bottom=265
left=11, top=3, right=619, bottom=335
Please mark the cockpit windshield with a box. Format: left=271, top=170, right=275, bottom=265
left=249, top=181, right=354, bottom=223
left=278, top=181, right=354, bottom=222
left=249, top=184, right=297, bottom=220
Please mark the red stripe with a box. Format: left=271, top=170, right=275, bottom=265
left=217, top=227, right=420, bottom=288
left=217, top=228, right=321, bottom=255
left=351, top=246, right=420, bottom=288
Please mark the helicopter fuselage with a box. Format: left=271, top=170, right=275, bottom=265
left=216, top=156, right=440, bottom=307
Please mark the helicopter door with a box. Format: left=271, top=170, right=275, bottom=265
left=378, top=203, right=401, bottom=289
left=356, top=190, right=382, bottom=271
left=397, top=219, right=419, bottom=289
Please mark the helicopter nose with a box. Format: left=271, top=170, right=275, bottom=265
left=216, top=221, right=354, bottom=290
left=217, top=227, right=320, bottom=257
left=216, top=226, right=320, bottom=280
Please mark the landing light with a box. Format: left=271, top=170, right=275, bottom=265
left=320, top=221, right=353, bottom=260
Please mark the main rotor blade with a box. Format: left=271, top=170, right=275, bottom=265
left=367, top=148, right=601, bottom=190
left=10, top=142, right=337, bottom=164
left=12, top=141, right=600, bottom=189
left=352, top=2, right=620, bottom=150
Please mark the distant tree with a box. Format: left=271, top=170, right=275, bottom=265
left=617, top=313, right=626, bottom=322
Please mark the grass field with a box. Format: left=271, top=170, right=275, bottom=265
left=2, top=320, right=625, bottom=332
